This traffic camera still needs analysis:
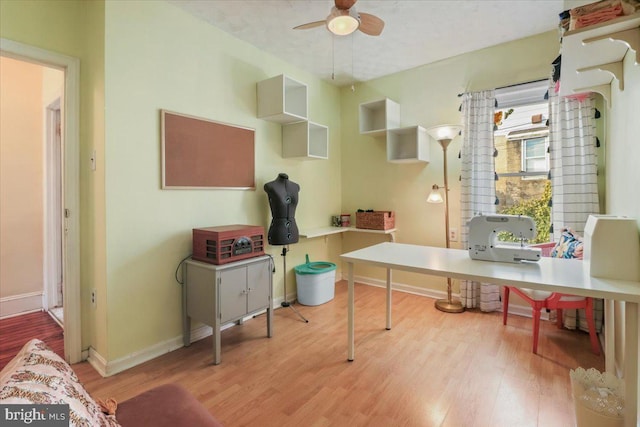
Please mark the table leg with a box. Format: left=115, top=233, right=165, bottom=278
left=386, top=268, right=392, bottom=330
left=623, top=301, right=638, bottom=427
left=605, top=299, right=615, bottom=373
left=182, top=269, right=191, bottom=347
left=213, top=316, right=221, bottom=365
left=348, top=262, right=355, bottom=361
left=267, top=307, right=273, bottom=338
left=183, top=316, right=191, bottom=347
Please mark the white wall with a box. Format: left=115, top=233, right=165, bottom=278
left=0, top=56, right=64, bottom=318
left=0, top=57, right=44, bottom=314
left=606, top=46, right=640, bottom=405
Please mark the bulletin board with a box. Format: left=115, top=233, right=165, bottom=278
left=161, top=110, right=255, bottom=189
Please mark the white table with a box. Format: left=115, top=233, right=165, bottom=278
left=341, top=242, right=640, bottom=427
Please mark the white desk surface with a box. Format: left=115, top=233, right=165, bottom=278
left=341, top=242, right=640, bottom=427
left=341, top=242, right=640, bottom=302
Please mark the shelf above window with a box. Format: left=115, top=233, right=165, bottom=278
left=560, top=13, right=640, bottom=106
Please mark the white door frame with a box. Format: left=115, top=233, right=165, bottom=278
left=1, top=38, right=81, bottom=364
left=44, top=100, right=63, bottom=312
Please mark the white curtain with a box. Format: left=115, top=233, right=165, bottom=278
left=548, top=84, right=603, bottom=332
left=459, top=90, right=499, bottom=311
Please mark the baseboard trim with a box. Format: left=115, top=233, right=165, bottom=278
left=88, top=279, right=544, bottom=377
left=89, top=306, right=279, bottom=377
left=342, top=273, right=545, bottom=319
left=0, top=292, right=43, bottom=319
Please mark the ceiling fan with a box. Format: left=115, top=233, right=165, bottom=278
left=293, top=0, right=384, bottom=36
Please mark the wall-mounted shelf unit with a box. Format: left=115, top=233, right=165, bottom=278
left=282, top=120, right=328, bottom=159
left=300, top=226, right=397, bottom=242
left=560, top=13, right=640, bottom=106
left=359, top=98, right=400, bottom=136
left=257, top=74, right=308, bottom=123
left=386, top=126, right=429, bottom=163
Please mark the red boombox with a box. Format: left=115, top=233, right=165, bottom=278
left=192, top=224, right=265, bottom=265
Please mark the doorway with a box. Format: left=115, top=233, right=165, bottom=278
left=46, top=99, right=64, bottom=326
left=0, top=38, right=81, bottom=363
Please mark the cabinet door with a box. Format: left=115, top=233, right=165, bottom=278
left=247, top=260, right=271, bottom=313
left=219, top=266, right=247, bottom=323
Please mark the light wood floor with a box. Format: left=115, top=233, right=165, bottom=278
left=74, top=281, right=604, bottom=427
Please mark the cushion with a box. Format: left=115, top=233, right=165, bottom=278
left=0, top=339, right=120, bottom=427
left=551, top=228, right=584, bottom=259
left=117, top=383, right=223, bottom=427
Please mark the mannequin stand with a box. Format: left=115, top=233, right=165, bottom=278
left=281, top=246, right=308, bottom=323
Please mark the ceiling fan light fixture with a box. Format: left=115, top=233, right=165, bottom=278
left=326, top=7, right=360, bottom=36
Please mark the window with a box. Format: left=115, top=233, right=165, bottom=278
left=521, top=136, right=548, bottom=173
left=494, top=100, right=551, bottom=243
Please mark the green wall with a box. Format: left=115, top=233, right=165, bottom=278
left=339, top=30, right=561, bottom=294
left=103, top=1, right=342, bottom=360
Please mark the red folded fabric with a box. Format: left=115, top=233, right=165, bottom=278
left=574, top=3, right=623, bottom=29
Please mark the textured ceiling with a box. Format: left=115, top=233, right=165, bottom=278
left=169, top=0, right=587, bottom=87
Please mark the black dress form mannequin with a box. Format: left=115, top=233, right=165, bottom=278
left=264, top=173, right=308, bottom=322
left=264, top=173, right=300, bottom=245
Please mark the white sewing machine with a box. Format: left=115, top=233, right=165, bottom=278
left=468, top=214, right=542, bottom=263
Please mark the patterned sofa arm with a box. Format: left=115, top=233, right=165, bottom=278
left=0, top=339, right=222, bottom=427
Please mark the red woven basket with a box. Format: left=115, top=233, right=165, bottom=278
left=355, top=211, right=395, bottom=230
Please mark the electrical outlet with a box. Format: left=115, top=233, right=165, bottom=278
left=449, top=227, right=458, bottom=242
left=91, top=289, right=97, bottom=308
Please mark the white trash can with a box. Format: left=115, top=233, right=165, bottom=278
left=295, top=255, right=337, bottom=306
left=570, top=367, right=624, bottom=427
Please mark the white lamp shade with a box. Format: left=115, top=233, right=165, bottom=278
left=427, top=187, right=444, bottom=203
left=426, top=124, right=463, bottom=141
left=327, top=7, right=360, bottom=35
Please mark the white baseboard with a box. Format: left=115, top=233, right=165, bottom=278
left=342, top=273, right=546, bottom=320
left=87, top=278, right=544, bottom=377
left=87, top=305, right=279, bottom=377
left=0, top=292, right=43, bottom=319
left=349, top=274, right=448, bottom=301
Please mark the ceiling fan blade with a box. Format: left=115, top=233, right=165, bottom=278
left=335, top=0, right=357, bottom=10
left=358, top=12, right=384, bottom=36
left=293, top=20, right=326, bottom=30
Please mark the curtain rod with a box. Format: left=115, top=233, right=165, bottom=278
left=457, top=78, right=548, bottom=97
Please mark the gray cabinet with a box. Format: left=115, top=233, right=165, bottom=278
left=183, top=256, right=273, bottom=364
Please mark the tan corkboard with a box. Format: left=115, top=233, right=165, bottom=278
left=161, top=110, right=255, bottom=189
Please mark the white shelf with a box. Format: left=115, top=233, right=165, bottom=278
left=386, top=126, right=429, bottom=163
left=257, top=74, right=308, bottom=123
left=300, top=226, right=397, bottom=239
left=282, top=120, right=328, bottom=159
left=300, top=227, right=349, bottom=239
left=359, top=98, right=400, bottom=136
left=560, top=13, right=640, bottom=105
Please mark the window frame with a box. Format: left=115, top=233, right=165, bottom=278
left=520, top=135, right=549, bottom=178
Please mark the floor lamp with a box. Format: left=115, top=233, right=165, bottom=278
left=426, top=124, right=465, bottom=314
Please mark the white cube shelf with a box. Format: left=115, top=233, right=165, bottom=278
left=386, top=126, right=429, bottom=163
left=282, top=121, right=328, bottom=160
left=359, top=98, right=401, bottom=136
left=257, top=74, right=308, bottom=123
